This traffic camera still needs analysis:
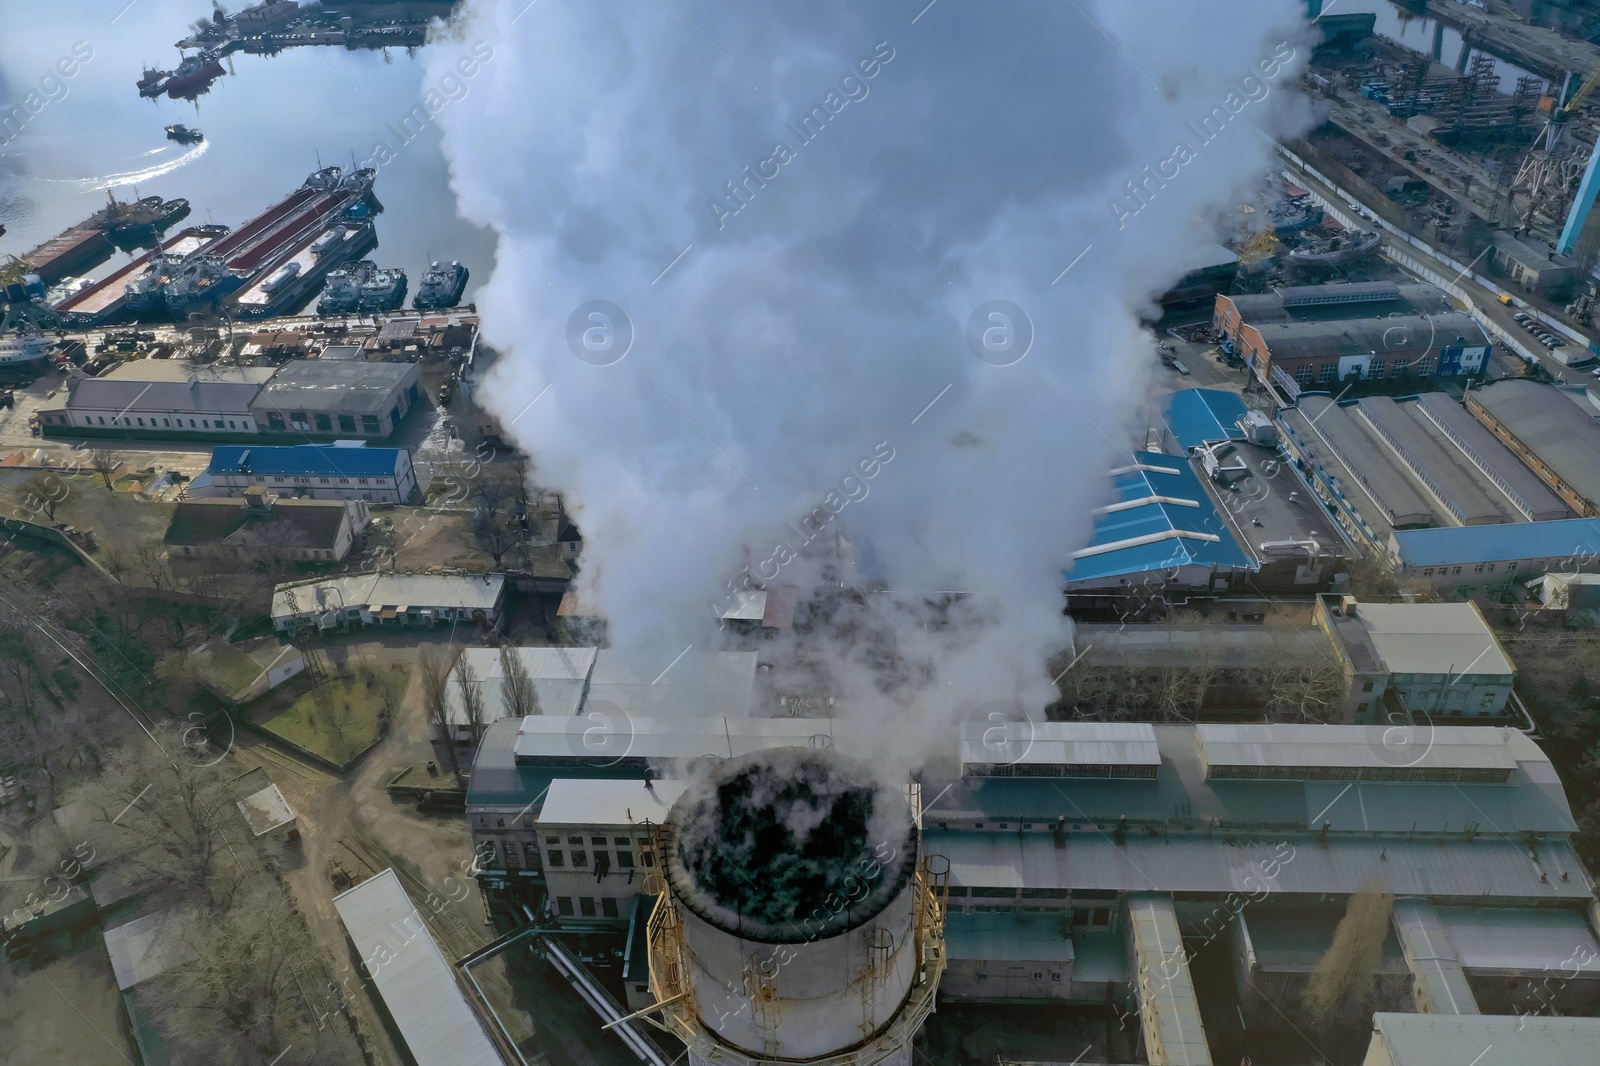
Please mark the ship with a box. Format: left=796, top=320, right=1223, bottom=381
left=1287, top=229, right=1381, bottom=267
left=16, top=223, right=115, bottom=285
left=413, top=260, right=469, bottom=310
left=165, top=52, right=225, bottom=98
left=137, top=67, right=169, bottom=97
left=0, top=327, right=51, bottom=365
left=318, top=259, right=375, bottom=314
left=97, top=195, right=192, bottom=241
left=55, top=224, right=229, bottom=327
left=234, top=222, right=377, bottom=320
left=164, top=255, right=244, bottom=318
left=356, top=267, right=407, bottom=313
left=165, top=124, right=204, bottom=145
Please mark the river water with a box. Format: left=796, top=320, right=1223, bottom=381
left=0, top=0, right=495, bottom=303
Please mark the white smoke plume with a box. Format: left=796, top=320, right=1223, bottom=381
left=427, top=1, right=1312, bottom=759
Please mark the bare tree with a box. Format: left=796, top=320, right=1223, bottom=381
left=372, top=663, right=406, bottom=736
left=455, top=653, right=488, bottom=743
left=89, top=448, right=122, bottom=490
left=472, top=477, right=519, bottom=567
left=81, top=724, right=247, bottom=909
left=499, top=642, right=540, bottom=719
left=1303, top=885, right=1394, bottom=1034
left=421, top=644, right=460, bottom=778
left=20, top=470, right=69, bottom=524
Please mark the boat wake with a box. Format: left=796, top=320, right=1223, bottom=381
left=40, top=141, right=208, bottom=194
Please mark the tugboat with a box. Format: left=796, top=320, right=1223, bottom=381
left=125, top=253, right=186, bottom=316
left=413, top=261, right=469, bottom=310
left=164, top=52, right=224, bottom=98
left=137, top=67, right=169, bottom=98
left=165, top=124, right=205, bottom=145
left=356, top=266, right=407, bottom=313
left=318, top=260, right=375, bottom=315
left=98, top=195, right=191, bottom=242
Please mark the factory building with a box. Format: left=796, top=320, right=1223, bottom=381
left=1279, top=392, right=1569, bottom=550
left=250, top=358, right=422, bottom=439
left=1465, top=379, right=1600, bottom=518
left=1315, top=596, right=1519, bottom=721
left=1386, top=518, right=1600, bottom=592
left=1063, top=443, right=1340, bottom=608
left=271, top=572, right=505, bottom=633
left=36, top=360, right=277, bottom=436
left=1212, top=282, right=1485, bottom=392
left=190, top=441, right=419, bottom=504
left=466, top=715, right=1598, bottom=1058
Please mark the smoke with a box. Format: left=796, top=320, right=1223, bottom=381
left=427, top=2, right=1311, bottom=763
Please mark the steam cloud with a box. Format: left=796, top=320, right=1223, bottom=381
left=427, top=1, right=1310, bottom=758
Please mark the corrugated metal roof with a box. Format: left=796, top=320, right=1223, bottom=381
left=1371, top=1011, right=1600, bottom=1066
left=1196, top=724, right=1521, bottom=773
left=945, top=911, right=1074, bottom=963
left=960, top=721, right=1160, bottom=772
left=104, top=909, right=185, bottom=991
left=510, top=715, right=832, bottom=762
left=1352, top=602, right=1513, bottom=677
left=255, top=358, right=417, bottom=415
left=1164, top=388, right=1250, bottom=451
left=1435, top=904, right=1600, bottom=975
left=1392, top=898, right=1478, bottom=1015
left=236, top=783, right=295, bottom=836
left=1470, top=380, right=1600, bottom=509
left=1256, top=311, right=1486, bottom=361
left=586, top=649, right=756, bottom=719
left=272, top=572, right=505, bottom=620
left=209, top=442, right=407, bottom=479
left=444, top=647, right=597, bottom=725
left=1067, top=452, right=1251, bottom=583
left=928, top=829, right=1593, bottom=901
left=1412, top=393, right=1569, bottom=523
left=1284, top=396, right=1438, bottom=529
left=538, top=778, right=685, bottom=827
left=1127, top=894, right=1212, bottom=1066
left=1357, top=397, right=1522, bottom=526
left=1392, top=518, right=1600, bottom=568
left=332, top=869, right=502, bottom=1066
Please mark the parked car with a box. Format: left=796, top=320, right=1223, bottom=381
left=1550, top=338, right=1566, bottom=347
left=1513, top=312, right=1531, bottom=324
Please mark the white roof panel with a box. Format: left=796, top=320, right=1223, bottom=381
left=1197, top=723, right=1522, bottom=773
left=333, top=869, right=502, bottom=1066
left=538, top=778, right=686, bottom=828
left=104, top=909, right=185, bottom=991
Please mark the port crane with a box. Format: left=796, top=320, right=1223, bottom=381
left=1509, top=65, right=1600, bottom=231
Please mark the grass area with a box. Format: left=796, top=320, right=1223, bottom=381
left=0, top=470, right=174, bottom=565
left=256, top=666, right=403, bottom=766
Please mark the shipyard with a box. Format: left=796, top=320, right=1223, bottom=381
left=13, top=4, right=1600, bottom=1066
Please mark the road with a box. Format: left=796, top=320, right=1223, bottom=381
left=1281, top=150, right=1600, bottom=390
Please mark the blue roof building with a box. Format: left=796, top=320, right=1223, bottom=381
left=191, top=442, right=419, bottom=504
left=1389, top=518, right=1600, bottom=590
left=1164, top=388, right=1250, bottom=452
left=1066, top=451, right=1251, bottom=586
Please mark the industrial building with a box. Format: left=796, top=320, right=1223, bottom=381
left=35, top=360, right=277, bottom=436
left=466, top=715, right=1598, bottom=1062
left=1386, top=518, right=1600, bottom=592
left=1279, top=392, right=1570, bottom=549
left=332, top=868, right=505, bottom=1066
left=190, top=441, right=419, bottom=504
left=271, top=571, right=505, bottom=633
left=1315, top=596, right=1519, bottom=721
left=1212, top=282, right=1486, bottom=392
left=1364, top=1013, right=1600, bottom=1066
left=1465, top=379, right=1600, bottom=518
left=1064, top=441, right=1340, bottom=606
left=163, top=492, right=367, bottom=562
left=250, top=358, right=422, bottom=439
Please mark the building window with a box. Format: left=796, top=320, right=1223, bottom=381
left=339, top=415, right=357, bottom=433
left=202, top=420, right=209, bottom=428
left=1361, top=681, right=1374, bottom=693
left=136, top=417, right=144, bottom=426
left=641, top=851, right=654, bottom=867
left=524, top=842, right=539, bottom=864
left=362, top=415, right=381, bottom=433
left=339, top=477, right=349, bottom=484
left=164, top=419, right=170, bottom=427
left=315, top=414, right=332, bottom=432
left=1295, top=365, right=1314, bottom=386
left=1481, top=693, right=1496, bottom=708
left=602, top=898, right=619, bottom=919
left=1452, top=567, right=1462, bottom=575
left=1474, top=564, right=1485, bottom=573
left=1508, top=562, right=1517, bottom=572
left=1370, top=359, right=1387, bottom=379
left=617, top=851, right=634, bottom=869
left=190, top=419, right=196, bottom=428
left=557, top=896, right=574, bottom=917
left=1423, top=568, right=1434, bottom=577
left=579, top=897, right=596, bottom=917
left=1318, top=363, right=1337, bottom=383
left=1418, top=356, right=1436, bottom=376
left=319, top=477, right=331, bottom=484
left=572, top=850, right=588, bottom=868
left=358, top=478, right=369, bottom=485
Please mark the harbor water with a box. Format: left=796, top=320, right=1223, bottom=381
left=0, top=0, right=494, bottom=307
